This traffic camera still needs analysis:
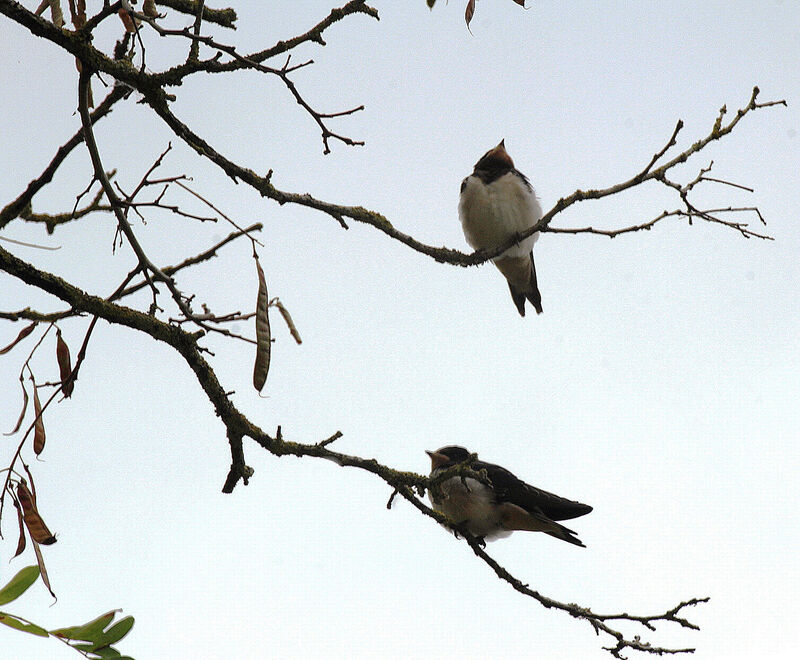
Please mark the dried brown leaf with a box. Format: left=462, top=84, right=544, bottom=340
left=32, top=538, right=56, bottom=599
left=47, top=0, right=64, bottom=28
left=118, top=8, right=139, bottom=33
left=143, top=0, right=159, bottom=18
left=76, top=0, right=85, bottom=27
left=12, top=497, right=27, bottom=559
left=55, top=328, right=74, bottom=398
left=274, top=300, right=302, bottom=345
left=0, top=322, right=37, bottom=355
left=4, top=377, right=29, bottom=436
left=16, top=481, right=56, bottom=545
left=252, top=259, right=271, bottom=392
left=22, top=461, right=38, bottom=504
left=465, top=0, right=526, bottom=28
left=32, top=384, right=46, bottom=456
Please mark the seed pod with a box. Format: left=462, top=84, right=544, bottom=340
left=275, top=300, right=302, bottom=345
left=55, top=328, right=74, bottom=398
left=32, top=536, right=56, bottom=599
left=252, top=259, right=271, bottom=392
left=0, top=322, right=37, bottom=355
left=32, top=384, right=46, bottom=456
left=37, top=0, right=64, bottom=28
left=465, top=0, right=475, bottom=27
left=12, top=497, right=27, bottom=558
left=4, top=377, right=29, bottom=437
left=16, top=481, right=56, bottom=545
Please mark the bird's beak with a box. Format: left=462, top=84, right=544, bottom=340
left=426, top=450, right=449, bottom=470
left=488, top=139, right=512, bottom=167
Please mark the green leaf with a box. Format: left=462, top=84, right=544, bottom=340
left=86, top=646, right=122, bottom=658
left=51, top=610, right=117, bottom=642
left=69, top=642, right=95, bottom=652
left=67, top=642, right=94, bottom=658
left=92, top=616, right=134, bottom=648
left=0, top=566, right=40, bottom=606
left=0, top=612, right=49, bottom=637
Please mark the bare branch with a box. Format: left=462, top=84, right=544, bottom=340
left=20, top=187, right=111, bottom=234
left=113, top=222, right=262, bottom=302
left=0, top=4, right=783, bottom=655
left=77, top=68, right=196, bottom=320
left=0, top=85, right=128, bottom=231
left=0, top=242, right=709, bottom=656
left=3, top=1, right=779, bottom=253
left=134, top=10, right=371, bottom=153
left=157, top=0, right=237, bottom=29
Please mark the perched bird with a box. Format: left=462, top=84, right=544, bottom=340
left=426, top=446, right=592, bottom=546
left=458, top=140, right=544, bottom=316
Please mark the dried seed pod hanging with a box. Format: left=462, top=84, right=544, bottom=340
left=32, top=382, right=46, bottom=456
left=16, top=481, right=56, bottom=545
left=0, top=322, right=37, bottom=355
left=252, top=258, right=271, bottom=392
left=56, top=327, right=74, bottom=398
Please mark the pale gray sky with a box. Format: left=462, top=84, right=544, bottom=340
left=1, top=1, right=799, bottom=658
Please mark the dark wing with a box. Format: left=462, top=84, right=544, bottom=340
left=477, top=460, right=592, bottom=522
left=510, top=168, right=533, bottom=192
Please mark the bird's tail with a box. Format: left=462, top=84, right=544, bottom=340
left=544, top=522, right=586, bottom=547
left=498, top=252, right=543, bottom=316
left=514, top=515, right=586, bottom=547
left=500, top=503, right=585, bottom=547
left=526, top=253, right=543, bottom=315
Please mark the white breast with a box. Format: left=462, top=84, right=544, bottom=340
left=429, top=477, right=512, bottom=540
left=458, top=172, right=542, bottom=260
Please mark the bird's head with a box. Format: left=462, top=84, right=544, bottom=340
left=474, top=139, right=514, bottom=172
left=426, top=445, right=473, bottom=470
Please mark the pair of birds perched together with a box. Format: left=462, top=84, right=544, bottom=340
left=425, top=142, right=591, bottom=547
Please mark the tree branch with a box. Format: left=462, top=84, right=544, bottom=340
left=77, top=67, right=198, bottom=320
left=0, top=240, right=709, bottom=656
left=1, top=5, right=783, bottom=656
left=157, top=0, right=237, bottom=29
left=0, top=84, right=128, bottom=231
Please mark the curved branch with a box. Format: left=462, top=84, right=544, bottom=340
left=0, top=85, right=127, bottom=231
left=132, top=3, right=377, bottom=152
left=151, top=0, right=379, bottom=81
left=142, top=85, right=784, bottom=266
left=1, top=4, right=779, bottom=655
left=158, top=0, right=237, bottom=28
left=77, top=68, right=197, bottom=320
left=0, top=242, right=708, bottom=656
left=1, top=0, right=783, bottom=256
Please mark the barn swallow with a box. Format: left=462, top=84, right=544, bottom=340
left=458, top=140, right=544, bottom=316
left=426, top=446, right=592, bottom=546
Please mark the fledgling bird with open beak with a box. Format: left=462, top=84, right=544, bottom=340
left=426, top=446, right=592, bottom=546
left=458, top=140, right=544, bottom=316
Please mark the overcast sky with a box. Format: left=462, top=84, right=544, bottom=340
left=1, top=1, right=799, bottom=658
